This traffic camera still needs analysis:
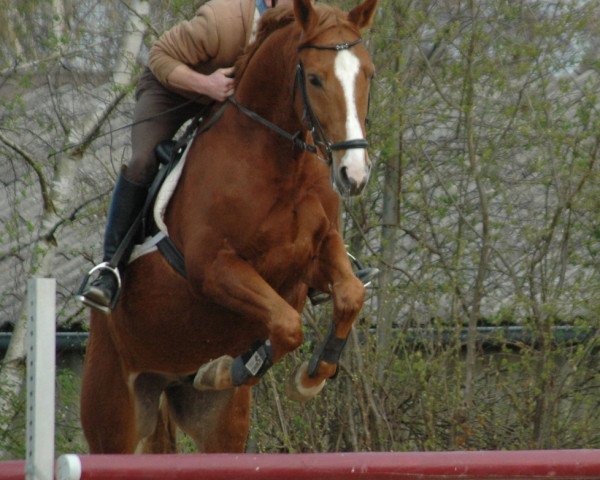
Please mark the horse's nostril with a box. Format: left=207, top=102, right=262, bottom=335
left=340, top=166, right=358, bottom=190
left=340, top=166, right=349, bottom=184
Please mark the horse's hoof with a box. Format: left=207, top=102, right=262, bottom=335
left=193, top=355, right=234, bottom=391
left=285, top=361, right=326, bottom=402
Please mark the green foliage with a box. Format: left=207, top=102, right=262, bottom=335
left=55, top=368, right=86, bottom=455
left=0, top=365, right=88, bottom=460
left=0, top=372, right=27, bottom=460
left=250, top=317, right=600, bottom=451
left=332, top=0, right=600, bottom=452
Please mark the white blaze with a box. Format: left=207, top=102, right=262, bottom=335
left=334, top=49, right=367, bottom=185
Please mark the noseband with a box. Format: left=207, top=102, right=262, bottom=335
left=296, top=38, right=369, bottom=162
left=228, top=37, right=369, bottom=164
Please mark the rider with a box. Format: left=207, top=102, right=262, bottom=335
left=79, top=0, right=377, bottom=313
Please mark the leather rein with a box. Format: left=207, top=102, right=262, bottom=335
left=227, top=37, right=368, bottom=164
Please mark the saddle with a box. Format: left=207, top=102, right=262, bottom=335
left=129, top=139, right=188, bottom=278
left=155, top=139, right=178, bottom=166
left=130, top=103, right=228, bottom=277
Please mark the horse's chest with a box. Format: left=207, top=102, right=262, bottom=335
left=253, top=195, right=329, bottom=270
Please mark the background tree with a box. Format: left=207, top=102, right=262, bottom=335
left=0, top=0, right=152, bottom=454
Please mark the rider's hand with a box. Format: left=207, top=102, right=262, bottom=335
left=201, top=67, right=235, bottom=102
left=166, top=65, right=235, bottom=102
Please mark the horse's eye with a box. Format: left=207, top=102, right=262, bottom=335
left=308, top=74, right=323, bottom=88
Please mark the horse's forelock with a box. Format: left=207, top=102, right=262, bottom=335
left=299, top=4, right=362, bottom=45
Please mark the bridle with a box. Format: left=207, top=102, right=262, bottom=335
left=296, top=38, right=369, bottom=163
left=228, top=37, right=369, bottom=164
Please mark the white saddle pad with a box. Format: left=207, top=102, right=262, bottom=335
left=129, top=141, right=192, bottom=263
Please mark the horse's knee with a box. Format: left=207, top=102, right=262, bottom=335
left=270, top=309, right=303, bottom=357
left=333, top=275, right=365, bottom=316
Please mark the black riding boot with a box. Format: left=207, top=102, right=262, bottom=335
left=78, top=172, right=148, bottom=313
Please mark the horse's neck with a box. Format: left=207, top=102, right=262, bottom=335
left=235, top=33, right=301, bottom=136
left=166, top=35, right=311, bottom=234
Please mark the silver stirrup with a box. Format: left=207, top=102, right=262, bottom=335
left=75, top=262, right=122, bottom=314
left=346, top=251, right=379, bottom=288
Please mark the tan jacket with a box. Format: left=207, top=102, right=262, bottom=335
left=148, top=0, right=257, bottom=87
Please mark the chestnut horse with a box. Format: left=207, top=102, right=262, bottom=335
left=81, top=0, right=378, bottom=454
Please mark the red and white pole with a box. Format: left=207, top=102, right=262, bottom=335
left=53, top=450, right=600, bottom=480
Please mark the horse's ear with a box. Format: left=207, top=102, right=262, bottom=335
left=294, top=0, right=318, bottom=33
left=348, top=0, right=378, bottom=30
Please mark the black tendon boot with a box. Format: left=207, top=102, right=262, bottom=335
left=78, top=172, right=149, bottom=313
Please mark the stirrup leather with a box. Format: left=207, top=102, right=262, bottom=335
left=76, top=262, right=122, bottom=314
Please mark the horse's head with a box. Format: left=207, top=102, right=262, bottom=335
left=294, top=0, right=378, bottom=196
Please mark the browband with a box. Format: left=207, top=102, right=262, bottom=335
left=298, top=38, right=362, bottom=51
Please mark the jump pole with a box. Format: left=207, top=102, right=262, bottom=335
left=55, top=450, right=600, bottom=479
left=26, top=278, right=56, bottom=480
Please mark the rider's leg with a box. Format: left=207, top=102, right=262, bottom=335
left=78, top=172, right=149, bottom=312
left=78, top=71, right=200, bottom=313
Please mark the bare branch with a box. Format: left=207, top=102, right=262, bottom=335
left=0, top=132, right=55, bottom=214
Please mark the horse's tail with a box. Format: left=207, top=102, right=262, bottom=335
left=139, top=393, right=178, bottom=453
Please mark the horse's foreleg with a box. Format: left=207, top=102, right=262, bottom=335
left=191, top=247, right=303, bottom=390
left=81, top=312, right=137, bottom=453
left=287, top=231, right=365, bottom=402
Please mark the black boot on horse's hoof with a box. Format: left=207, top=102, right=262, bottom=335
left=78, top=266, right=120, bottom=314
left=77, top=171, right=149, bottom=314
left=308, top=266, right=380, bottom=306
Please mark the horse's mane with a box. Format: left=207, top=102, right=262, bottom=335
left=234, top=4, right=360, bottom=86
left=234, top=7, right=296, bottom=86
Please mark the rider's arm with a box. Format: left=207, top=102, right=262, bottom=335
left=148, top=3, right=220, bottom=87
